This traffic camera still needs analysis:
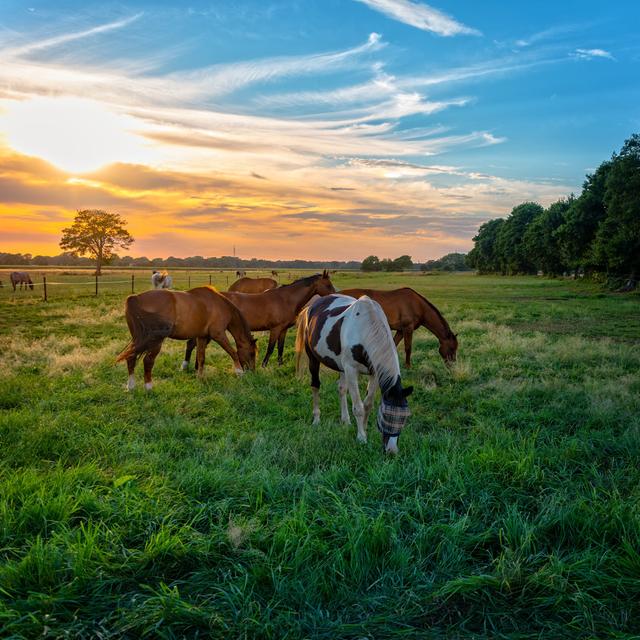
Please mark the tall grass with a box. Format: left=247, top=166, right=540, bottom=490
left=1, top=274, right=639, bottom=638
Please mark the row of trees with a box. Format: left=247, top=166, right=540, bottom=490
left=361, top=255, right=413, bottom=271
left=421, top=252, right=471, bottom=272
left=466, top=134, right=640, bottom=288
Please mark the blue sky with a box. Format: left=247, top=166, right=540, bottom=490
left=1, top=0, right=638, bottom=260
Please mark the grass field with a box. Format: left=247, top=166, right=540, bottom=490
left=1, top=272, right=639, bottom=638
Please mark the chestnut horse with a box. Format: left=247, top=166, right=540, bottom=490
left=340, top=287, right=457, bottom=366
left=184, top=271, right=335, bottom=368
left=10, top=271, right=34, bottom=291
left=229, top=277, right=277, bottom=293
left=296, top=294, right=413, bottom=454
left=117, top=286, right=257, bottom=390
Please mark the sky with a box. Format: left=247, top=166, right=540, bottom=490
left=0, top=1, right=638, bottom=261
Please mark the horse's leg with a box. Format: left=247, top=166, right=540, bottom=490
left=211, top=332, right=242, bottom=374
left=126, top=354, right=137, bottom=391
left=362, top=375, right=378, bottom=426
left=262, top=326, right=282, bottom=368
left=338, top=373, right=350, bottom=424
left=403, top=328, right=413, bottom=368
left=195, top=337, right=208, bottom=378
left=143, top=342, right=163, bottom=391
left=309, top=353, right=321, bottom=425
left=183, top=338, right=197, bottom=370
left=345, top=369, right=367, bottom=443
left=393, top=330, right=403, bottom=346
left=277, top=329, right=288, bottom=365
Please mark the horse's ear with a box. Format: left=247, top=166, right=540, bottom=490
left=323, top=269, right=329, bottom=278
left=402, top=385, right=414, bottom=397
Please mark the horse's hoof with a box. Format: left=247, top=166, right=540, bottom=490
left=234, top=368, right=244, bottom=376
left=357, top=434, right=367, bottom=444
left=181, top=361, right=189, bottom=371
left=144, top=382, right=153, bottom=391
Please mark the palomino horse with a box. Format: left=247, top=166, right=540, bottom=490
left=184, top=271, right=335, bottom=368
left=229, top=277, right=277, bottom=293
left=117, top=286, right=257, bottom=390
left=340, top=287, right=457, bottom=367
left=151, top=270, right=172, bottom=289
left=296, top=294, right=413, bottom=454
left=10, top=271, right=34, bottom=291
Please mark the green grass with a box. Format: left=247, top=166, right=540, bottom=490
left=1, top=273, right=639, bottom=638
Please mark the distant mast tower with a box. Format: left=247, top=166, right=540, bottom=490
left=233, top=245, right=236, bottom=257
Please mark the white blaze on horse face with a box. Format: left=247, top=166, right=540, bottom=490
left=127, top=375, right=135, bottom=391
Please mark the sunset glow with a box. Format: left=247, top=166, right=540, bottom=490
left=1, top=1, right=637, bottom=260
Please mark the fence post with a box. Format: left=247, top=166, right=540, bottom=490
left=43, top=275, right=47, bottom=302
left=131, top=274, right=135, bottom=294
left=226, top=275, right=229, bottom=287
left=209, top=274, right=212, bottom=285
left=95, top=273, right=98, bottom=296
left=188, top=273, right=191, bottom=289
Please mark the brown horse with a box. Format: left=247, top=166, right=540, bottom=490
left=10, top=271, right=34, bottom=291
left=185, top=271, right=335, bottom=368
left=340, top=287, right=457, bottom=366
left=117, top=286, right=257, bottom=390
left=229, top=276, right=277, bottom=293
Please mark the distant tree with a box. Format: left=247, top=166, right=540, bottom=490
left=523, top=197, right=573, bottom=275
left=392, top=255, right=413, bottom=271
left=380, top=258, right=394, bottom=272
left=361, top=255, right=381, bottom=271
left=495, top=202, right=543, bottom=274
left=466, top=218, right=505, bottom=273
left=59, top=209, right=133, bottom=275
left=593, top=134, right=640, bottom=288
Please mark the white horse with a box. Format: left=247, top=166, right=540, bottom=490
left=151, top=270, right=172, bottom=289
left=296, top=294, right=413, bottom=454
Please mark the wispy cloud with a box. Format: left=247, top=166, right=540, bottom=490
left=4, top=14, right=143, bottom=58
left=572, top=48, right=615, bottom=61
left=354, top=0, right=480, bottom=36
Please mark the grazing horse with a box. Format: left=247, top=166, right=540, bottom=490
left=236, top=270, right=246, bottom=278
left=296, top=294, right=413, bottom=454
left=10, top=271, right=34, bottom=291
left=184, top=271, right=335, bottom=368
left=229, top=277, right=277, bottom=293
left=151, top=270, right=173, bottom=289
left=340, top=287, right=457, bottom=367
left=117, top=286, right=257, bottom=391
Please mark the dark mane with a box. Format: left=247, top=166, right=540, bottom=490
left=278, top=273, right=322, bottom=288
left=405, top=288, right=455, bottom=338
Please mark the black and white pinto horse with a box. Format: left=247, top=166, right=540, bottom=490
left=151, top=270, right=172, bottom=289
left=296, top=294, right=413, bottom=454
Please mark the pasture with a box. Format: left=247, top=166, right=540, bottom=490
left=1, top=272, right=639, bottom=638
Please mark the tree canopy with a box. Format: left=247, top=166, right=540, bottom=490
left=59, top=210, right=133, bottom=275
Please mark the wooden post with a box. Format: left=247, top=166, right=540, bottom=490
left=188, top=273, right=191, bottom=289
left=209, top=274, right=212, bottom=285
left=43, top=275, right=47, bottom=302
left=95, top=273, right=98, bottom=296
left=131, top=274, right=135, bottom=294
left=226, top=275, right=229, bottom=287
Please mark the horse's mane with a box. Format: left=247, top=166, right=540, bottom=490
left=278, top=273, right=321, bottom=288
left=354, top=297, right=400, bottom=394
left=405, top=287, right=455, bottom=338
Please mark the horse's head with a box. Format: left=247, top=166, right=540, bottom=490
left=379, top=381, right=413, bottom=455
left=314, top=270, right=336, bottom=296
left=439, top=333, right=458, bottom=365
left=238, top=337, right=258, bottom=371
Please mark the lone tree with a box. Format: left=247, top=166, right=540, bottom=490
left=60, top=210, right=133, bottom=275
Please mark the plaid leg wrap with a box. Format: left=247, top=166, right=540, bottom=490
left=377, top=401, right=411, bottom=437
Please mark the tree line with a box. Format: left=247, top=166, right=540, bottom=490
left=466, top=134, right=640, bottom=289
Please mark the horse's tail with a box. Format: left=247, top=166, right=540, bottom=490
left=116, top=295, right=173, bottom=363
left=295, top=305, right=310, bottom=378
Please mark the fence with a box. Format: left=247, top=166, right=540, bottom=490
left=0, top=270, right=306, bottom=302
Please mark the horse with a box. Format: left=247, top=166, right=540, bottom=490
left=116, top=286, right=257, bottom=391
left=339, top=287, right=457, bottom=367
left=296, top=294, right=413, bottom=454
left=271, top=270, right=278, bottom=278
left=184, top=271, right=335, bottom=368
left=10, top=272, right=34, bottom=291
left=151, top=270, right=172, bottom=289
left=236, top=270, right=246, bottom=278
left=229, top=277, right=277, bottom=293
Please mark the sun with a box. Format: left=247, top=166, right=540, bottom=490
left=2, top=96, right=150, bottom=174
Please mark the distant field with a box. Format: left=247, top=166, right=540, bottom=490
left=1, top=273, right=639, bottom=638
